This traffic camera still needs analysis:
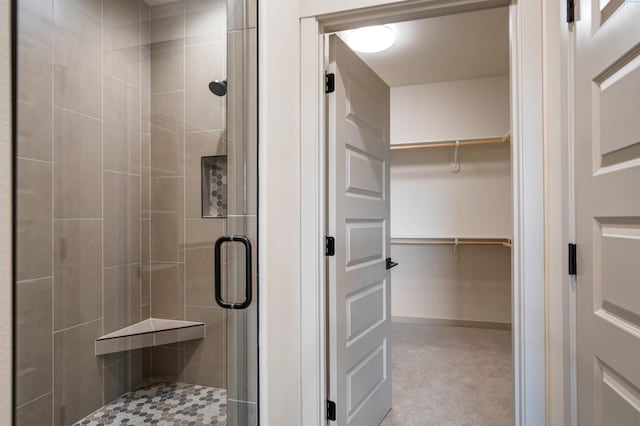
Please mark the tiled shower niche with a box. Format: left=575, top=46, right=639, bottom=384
left=202, top=155, right=228, bottom=218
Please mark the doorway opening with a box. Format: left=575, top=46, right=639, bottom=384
left=325, top=7, right=513, bottom=424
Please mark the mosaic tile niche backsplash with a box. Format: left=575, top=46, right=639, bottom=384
left=202, top=156, right=228, bottom=218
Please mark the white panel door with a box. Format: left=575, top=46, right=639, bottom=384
left=327, top=35, right=392, bottom=425
left=575, top=1, right=640, bottom=425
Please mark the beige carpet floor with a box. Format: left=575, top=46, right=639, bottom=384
left=380, top=323, right=513, bottom=426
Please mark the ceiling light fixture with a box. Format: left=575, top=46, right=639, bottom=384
left=347, top=25, right=396, bottom=53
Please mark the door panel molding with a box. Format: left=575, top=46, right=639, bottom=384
left=327, top=34, right=391, bottom=425
left=575, top=1, right=640, bottom=424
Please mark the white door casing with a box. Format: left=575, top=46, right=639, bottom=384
left=327, top=35, right=392, bottom=425
left=575, top=1, right=640, bottom=425
left=300, top=2, right=547, bottom=424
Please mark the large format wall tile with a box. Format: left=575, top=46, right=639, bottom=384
left=18, top=36, right=52, bottom=162
left=185, top=41, right=225, bottom=132
left=54, top=220, right=102, bottom=331
left=227, top=0, right=257, bottom=31
left=16, top=393, right=53, bottom=426
left=53, top=0, right=102, bottom=118
left=150, top=3, right=185, bottom=45
left=17, top=158, right=52, bottom=281
left=16, top=278, right=52, bottom=406
left=104, top=264, right=142, bottom=334
left=150, top=92, right=184, bottom=177
left=151, top=177, right=184, bottom=262
left=16, top=392, right=53, bottom=426
left=53, top=319, right=103, bottom=426
left=150, top=263, right=185, bottom=320
left=141, top=2, right=151, bottom=46
left=18, top=0, right=53, bottom=46
left=104, top=172, right=141, bottom=267
left=53, top=107, right=102, bottom=218
left=185, top=219, right=224, bottom=306
left=103, top=75, right=141, bottom=175
left=226, top=307, right=257, bottom=402
left=141, top=303, right=151, bottom=320
left=104, top=0, right=142, bottom=86
left=61, top=0, right=102, bottom=21
left=141, top=348, right=152, bottom=381
left=103, top=350, right=144, bottom=404
left=150, top=41, right=184, bottom=93
left=151, top=345, right=185, bottom=381
left=142, top=133, right=151, bottom=218
left=184, top=305, right=225, bottom=388
left=142, top=46, right=151, bottom=135
left=15, top=0, right=170, bottom=419
left=186, top=0, right=226, bottom=45
left=141, top=219, right=151, bottom=305
left=226, top=28, right=257, bottom=216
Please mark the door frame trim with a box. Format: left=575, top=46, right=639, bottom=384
left=300, top=0, right=547, bottom=424
left=0, top=0, right=13, bottom=423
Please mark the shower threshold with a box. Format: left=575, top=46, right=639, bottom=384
left=75, top=381, right=227, bottom=425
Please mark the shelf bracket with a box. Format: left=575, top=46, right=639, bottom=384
left=451, top=238, right=460, bottom=263
left=450, top=140, right=461, bottom=173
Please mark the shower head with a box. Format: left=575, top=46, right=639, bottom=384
left=209, top=80, right=227, bottom=96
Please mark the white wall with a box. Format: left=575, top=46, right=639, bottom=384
left=392, top=245, right=511, bottom=322
left=390, top=76, right=511, bottom=323
left=543, top=0, right=572, bottom=424
left=391, top=75, right=510, bottom=144
left=391, top=144, right=511, bottom=238
left=259, top=0, right=301, bottom=424
left=300, top=0, right=407, bottom=18
left=0, top=0, right=12, bottom=422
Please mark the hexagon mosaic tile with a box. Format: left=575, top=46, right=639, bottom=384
left=202, top=156, right=228, bottom=218
left=75, top=381, right=227, bottom=425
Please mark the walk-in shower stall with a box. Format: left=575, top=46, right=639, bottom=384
left=14, top=0, right=258, bottom=424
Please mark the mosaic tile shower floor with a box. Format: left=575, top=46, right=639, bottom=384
left=76, top=381, right=227, bottom=426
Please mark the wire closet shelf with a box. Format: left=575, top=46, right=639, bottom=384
left=391, top=237, right=512, bottom=248
left=390, top=132, right=511, bottom=151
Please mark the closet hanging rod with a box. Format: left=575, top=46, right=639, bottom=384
left=390, top=132, right=511, bottom=151
left=391, top=237, right=512, bottom=248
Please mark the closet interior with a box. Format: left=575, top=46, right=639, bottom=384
left=342, top=7, right=514, bottom=424
left=390, top=77, right=512, bottom=329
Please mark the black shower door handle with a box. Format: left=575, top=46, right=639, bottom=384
left=214, top=236, right=252, bottom=309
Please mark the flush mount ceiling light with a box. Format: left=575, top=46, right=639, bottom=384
left=347, top=25, right=396, bottom=53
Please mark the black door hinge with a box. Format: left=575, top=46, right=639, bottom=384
left=327, top=400, right=336, bottom=421
left=386, top=257, right=399, bottom=270
left=326, top=236, right=335, bottom=256
left=325, top=72, right=335, bottom=94
left=567, top=0, right=575, bottom=23
left=568, top=243, right=577, bottom=275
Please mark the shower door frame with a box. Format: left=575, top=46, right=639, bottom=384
left=299, top=0, right=548, bottom=424
left=5, top=1, right=260, bottom=423
left=1, top=0, right=14, bottom=423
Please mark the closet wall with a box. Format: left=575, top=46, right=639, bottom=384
left=390, top=75, right=512, bottom=325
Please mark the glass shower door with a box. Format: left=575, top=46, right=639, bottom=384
left=13, top=0, right=258, bottom=425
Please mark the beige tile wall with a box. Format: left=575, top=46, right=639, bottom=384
left=16, top=0, right=151, bottom=424
left=16, top=0, right=253, bottom=422
left=148, top=0, right=230, bottom=391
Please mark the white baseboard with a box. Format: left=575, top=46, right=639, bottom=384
left=392, top=316, right=512, bottom=331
